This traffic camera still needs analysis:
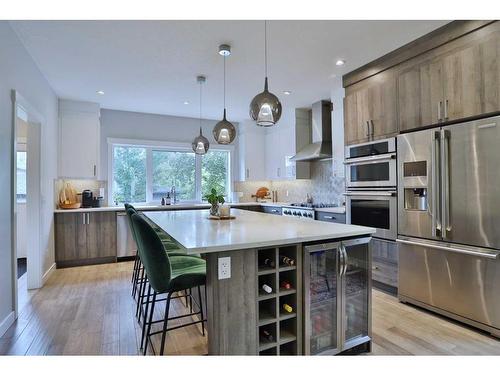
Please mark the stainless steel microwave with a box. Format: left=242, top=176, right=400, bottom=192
left=345, top=138, right=397, bottom=189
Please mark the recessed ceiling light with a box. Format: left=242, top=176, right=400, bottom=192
left=283, top=91, right=291, bottom=95
left=335, top=59, right=345, bottom=66
left=183, top=101, right=190, bottom=105
left=96, top=90, right=105, bottom=95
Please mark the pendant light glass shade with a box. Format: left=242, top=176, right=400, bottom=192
left=213, top=44, right=236, bottom=144
left=213, top=109, right=236, bottom=144
left=192, top=75, right=210, bottom=155
left=192, top=126, right=210, bottom=155
left=249, top=77, right=282, bottom=127
left=249, top=21, right=282, bottom=127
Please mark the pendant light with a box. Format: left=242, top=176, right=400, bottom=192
left=249, top=20, right=282, bottom=127
left=213, top=44, right=236, bottom=144
left=192, top=75, right=210, bottom=155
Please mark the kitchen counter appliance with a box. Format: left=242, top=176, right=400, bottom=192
left=117, top=212, right=137, bottom=258
left=397, top=115, right=500, bottom=337
left=303, top=237, right=372, bottom=355
left=282, top=203, right=339, bottom=220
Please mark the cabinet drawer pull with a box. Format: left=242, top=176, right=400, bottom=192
left=93, top=165, right=96, bottom=177
left=324, top=215, right=336, bottom=220
left=444, top=99, right=449, bottom=120
left=438, top=101, right=442, bottom=121
left=365, top=121, right=370, bottom=137
left=370, top=120, right=374, bottom=136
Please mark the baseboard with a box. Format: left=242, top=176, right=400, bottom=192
left=42, top=262, right=56, bottom=285
left=0, top=311, right=16, bottom=337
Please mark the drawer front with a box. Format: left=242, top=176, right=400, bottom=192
left=262, top=206, right=282, bottom=215
left=372, top=260, right=398, bottom=287
left=315, top=211, right=346, bottom=223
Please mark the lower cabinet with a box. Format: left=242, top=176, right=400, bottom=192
left=55, top=212, right=117, bottom=267
left=315, top=211, right=346, bottom=223
left=371, top=238, right=398, bottom=290
left=261, top=206, right=282, bottom=215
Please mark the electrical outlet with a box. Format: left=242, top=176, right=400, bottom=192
left=218, top=257, right=231, bottom=280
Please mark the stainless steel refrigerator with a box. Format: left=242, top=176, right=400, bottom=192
left=397, top=115, right=500, bottom=337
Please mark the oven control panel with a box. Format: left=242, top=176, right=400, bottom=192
left=282, top=207, right=314, bottom=219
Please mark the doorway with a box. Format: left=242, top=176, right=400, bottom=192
left=11, top=90, right=43, bottom=318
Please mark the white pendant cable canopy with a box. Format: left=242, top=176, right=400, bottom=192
left=249, top=20, right=282, bottom=127
left=192, top=75, right=210, bottom=155
left=213, top=44, right=236, bottom=144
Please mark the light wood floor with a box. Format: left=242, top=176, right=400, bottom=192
left=1, top=261, right=499, bottom=355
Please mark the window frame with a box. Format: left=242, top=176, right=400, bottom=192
left=107, top=137, right=233, bottom=205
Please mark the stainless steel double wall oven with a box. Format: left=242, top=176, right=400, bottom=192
left=345, top=138, right=397, bottom=241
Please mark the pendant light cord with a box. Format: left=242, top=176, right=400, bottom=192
left=264, top=20, right=268, bottom=77
left=223, top=54, right=226, bottom=109
left=199, top=79, right=202, bottom=131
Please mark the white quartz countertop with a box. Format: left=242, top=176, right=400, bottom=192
left=144, top=209, right=374, bottom=254
left=53, top=202, right=275, bottom=214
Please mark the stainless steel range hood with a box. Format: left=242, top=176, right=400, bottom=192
left=290, top=100, right=333, bottom=161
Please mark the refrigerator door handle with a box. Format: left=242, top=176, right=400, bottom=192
left=432, top=131, right=442, bottom=237
left=396, top=237, right=500, bottom=259
left=441, top=130, right=451, bottom=238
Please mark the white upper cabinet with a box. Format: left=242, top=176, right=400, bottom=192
left=58, top=100, right=101, bottom=179
left=238, top=120, right=266, bottom=181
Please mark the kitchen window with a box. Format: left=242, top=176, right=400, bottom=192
left=109, top=139, right=232, bottom=204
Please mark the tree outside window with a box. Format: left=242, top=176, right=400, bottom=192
left=112, top=146, right=146, bottom=204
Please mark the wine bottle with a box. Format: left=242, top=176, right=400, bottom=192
left=261, top=329, right=274, bottom=342
left=280, top=280, right=291, bottom=290
left=283, top=303, right=293, bottom=313
left=263, top=258, right=275, bottom=268
left=281, top=256, right=295, bottom=266
left=261, top=284, right=273, bottom=294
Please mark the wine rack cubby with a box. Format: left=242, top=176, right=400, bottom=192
left=256, top=245, right=302, bottom=355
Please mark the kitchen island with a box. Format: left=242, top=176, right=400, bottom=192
left=144, top=208, right=375, bottom=355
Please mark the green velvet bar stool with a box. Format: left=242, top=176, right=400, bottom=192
left=124, top=205, right=192, bottom=322
left=131, top=213, right=207, bottom=356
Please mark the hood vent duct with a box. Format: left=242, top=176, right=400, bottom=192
left=290, top=100, right=333, bottom=161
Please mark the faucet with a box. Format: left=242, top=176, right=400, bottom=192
left=171, top=186, right=177, bottom=204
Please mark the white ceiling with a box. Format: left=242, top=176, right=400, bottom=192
left=10, top=20, right=449, bottom=122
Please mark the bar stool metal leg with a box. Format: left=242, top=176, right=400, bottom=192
left=197, top=285, right=205, bottom=336
left=143, top=292, right=157, bottom=355
left=159, top=294, right=172, bottom=356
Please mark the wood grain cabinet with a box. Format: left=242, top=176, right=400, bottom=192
left=344, top=69, right=398, bottom=145
left=398, top=23, right=500, bottom=131
left=55, top=212, right=117, bottom=267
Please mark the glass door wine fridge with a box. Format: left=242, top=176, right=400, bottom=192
left=303, top=237, right=372, bottom=355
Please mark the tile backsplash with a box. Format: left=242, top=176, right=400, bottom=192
left=234, top=160, right=345, bottom=206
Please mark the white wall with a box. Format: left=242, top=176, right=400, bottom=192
left=100, top=108, right=240, bottom=193
left=16, top=204, right=27, bottom=258
left=0, top=21, right=58, bottom=329
left=330, top=77, right=345, bottom=177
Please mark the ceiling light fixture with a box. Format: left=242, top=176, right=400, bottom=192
left=283, top=91, right=291, bottom=95
left=218, top=44, right=231, bottom=56
left=183, top=101, right=190, bottom=105
left=249, top=21, right=282, bottom=127
left=213, top=44, right=236, bottom=145
left=96, top=90, right=104, bottom=95
left=335, top=59, right=345, bottom=66
left=191, top=75, right=210, bottom=155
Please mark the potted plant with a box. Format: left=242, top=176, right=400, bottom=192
left=204, top=188, right=225, bottom=216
